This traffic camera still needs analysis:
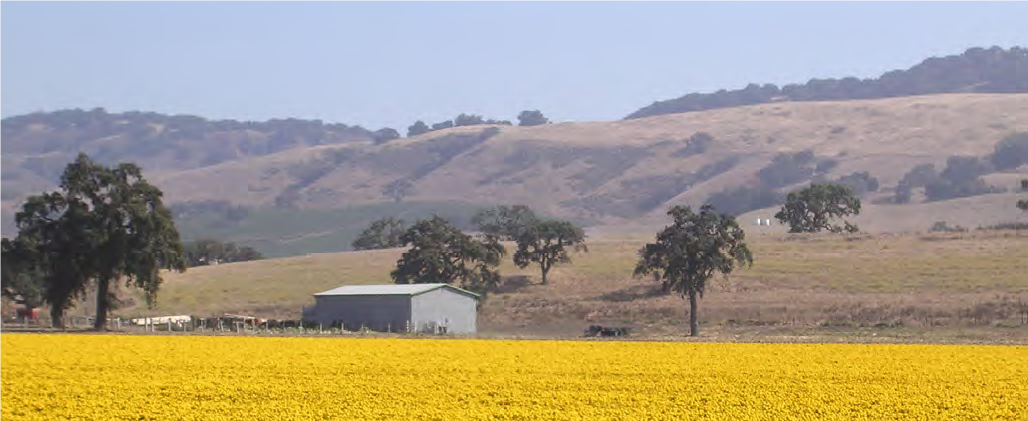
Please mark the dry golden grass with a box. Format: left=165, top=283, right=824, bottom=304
left=150, top=94, right=1028, bottom=228
left=110, top=230, right=1028, bottom=340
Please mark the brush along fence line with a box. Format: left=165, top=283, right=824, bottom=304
left=0, top=314, right=386, bottom=334
left=124, top=314, right=371, bottom=334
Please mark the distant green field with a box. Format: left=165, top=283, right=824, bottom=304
left=173, top=201, right=490, bottom=257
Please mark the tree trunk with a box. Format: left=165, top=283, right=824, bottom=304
left=540, top=260, right=550, bottom=285
left=93, top=278, right=110, bottom=331
left=688, top=291, right=699, bottom=337
left=50, top=306, right=64, bottom=329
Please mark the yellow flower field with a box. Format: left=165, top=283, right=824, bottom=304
left=1, top=334, right=1026, bottom=420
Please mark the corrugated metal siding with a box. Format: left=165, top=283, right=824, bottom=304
left=410, top=288, right=478, bottom=334
left=312, top=295, right=411, bottom=332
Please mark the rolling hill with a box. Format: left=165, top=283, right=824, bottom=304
left=143, top=93, right=1028, bottom=223
left=4, top=93, right=1028, bottom=256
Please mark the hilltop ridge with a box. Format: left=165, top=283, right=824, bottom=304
left=626, top=46, right=1028, bottom=119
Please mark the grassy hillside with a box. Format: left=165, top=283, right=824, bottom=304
left=5, top=94, right=1028, bottom=249
left=151, top=94, right=1028, bottom=225
left=108, top=230, right=1028, bottom=339
left=174, top=200, right=492, bottom=257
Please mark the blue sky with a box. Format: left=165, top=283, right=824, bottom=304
left=3, top=2, right=1026, bottom=130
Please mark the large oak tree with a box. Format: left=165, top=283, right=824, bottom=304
left=513, top=220, right=586, bottom=285
left=775, top=184, right=861, bottom=233
left=634, top=205, right=752, bottom=336
left=10, top=153, right=186, bottom=329
left=391, top=216, right=502, bottom=294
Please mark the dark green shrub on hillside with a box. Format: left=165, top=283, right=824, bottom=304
left=517, top=110, right=550, bottom=126
left=373, top=128, right=401, bottom=143
left=431, top=120, right=454, bottom=130
left=928, top=221, right=968, bottom=233
left=758, top=150, right=816, bottom=188
left=407, top=120, right=431, bottom=137
left=990, top=132, right=1028, bottom=170
left=835, top=171, right=880, bottom=196
left=671, top=132, right=716, bottom=158
left=894, top=157, right=999, bottom=203
left=705, top=185, right=784, bottom=216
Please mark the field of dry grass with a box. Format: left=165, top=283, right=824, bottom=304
left=103, top=229, right=1028, bottom=341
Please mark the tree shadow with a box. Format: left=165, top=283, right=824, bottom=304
left=594, top=284, right=667, bottom=302
left=492, top=275, right=534, bottom=294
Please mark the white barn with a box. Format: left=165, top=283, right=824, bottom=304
left=308, top=284, right=479, bottom=334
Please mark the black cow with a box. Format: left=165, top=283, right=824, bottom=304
left=584, top=325, right=631, bottom=337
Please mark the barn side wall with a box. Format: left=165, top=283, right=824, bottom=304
left=312, top=295, right=411, bottom=332
left=410, top=288, right=478, bottom=334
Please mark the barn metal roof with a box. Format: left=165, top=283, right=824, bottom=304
left=313, top=283, right=480, bottom=298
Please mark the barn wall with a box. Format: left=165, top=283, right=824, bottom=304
left=411, top=288, right=478, bottom=334
left=312, top=295, right=411, bottom=332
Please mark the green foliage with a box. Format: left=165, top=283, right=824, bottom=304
left=471, top=205, right=539, bottom=242
left=633, top=204, right=753, bottom=336
left=11, top=192, right=93, bottom=327
left=627, top=46, right=1028, bottom=119
left=416, top=114, right=511, bottom=135
left=940, top=155, right=993, bottom=182
left=670, top=132, right=715, bottom=158
left=815, top=158, right=840, bottom=174
left=517, top=110, right=550, bottom=126
left=513, top=220, right=587, bottom=285
left=705, top=185, right=784, bottom=217
left=925, top=156, right=999, bottom=201
left=928, top=221, right=968, bottom=233
left=1, top=238, right=45, bottom=308
left=182, top=239, right=263, bottom=267
left=431, top=120, right=454, bottom=131
left=1018, top=179, right=1028, bottom=212
left=391, top=216, right=502, bottom=294
left=990, top=132, right=1028, bottom=170
left=833, top=171, right=880, bottom=196
left=351, top=217, right=407, bottom=251
left=407, top=120, right=431, bottom=137
left=454, top=114, right=486, bottom=127
left=2, top=109, right=377, bottom=182
left=896, top=155, right=1001, bottom=203
left=775, top=184, right=861, bottom=233
left=382, top=179, right=414, bottom=202
left=373, top=128, right=401, bottom=143
left=11, top=153, right=186, bottom=328
left=758, top=150, right=817, bottom=188
left=894, top=163, right=938, bottom=203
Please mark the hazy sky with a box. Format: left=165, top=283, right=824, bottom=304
left=3, top=2, right=1027, bottom=130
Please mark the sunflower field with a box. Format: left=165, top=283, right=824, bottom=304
left=1, top=334, right=1026, bottom=420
